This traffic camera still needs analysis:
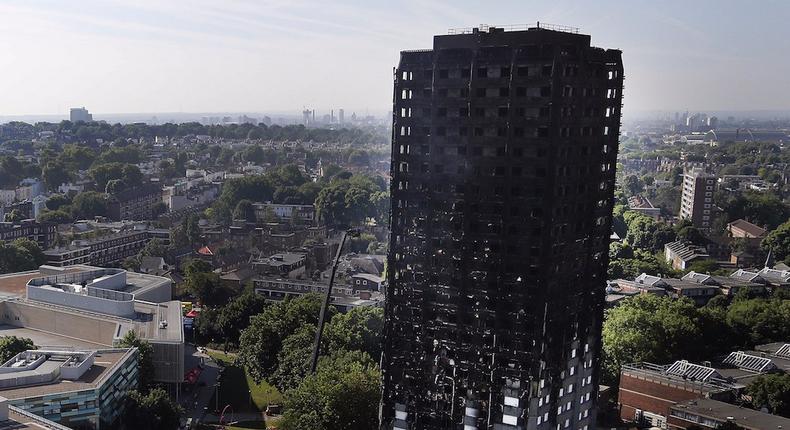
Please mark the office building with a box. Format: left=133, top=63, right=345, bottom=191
left=339, top=108, right=345, bottom=124
left=0, top=349, right=137, bottom=429
left=69, top=107, right=93, bottom=123
left=0, top=266, right=183, bottom=385
left=382, top=24, right=623, bottom=429
left=679, top=168, right=715, bottom=230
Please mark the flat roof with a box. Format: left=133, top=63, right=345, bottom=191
left=0, top=349, right=132, bottom=400
left=0, top=325, right=108, bottom=349
left=671, top=398, right=790, bottom=429
left=0, top=267, right=87, bottom=298
left=4, top=406, right=69, bottom=430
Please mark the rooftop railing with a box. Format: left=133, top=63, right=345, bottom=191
left=448, top=22, right=580, bottom=35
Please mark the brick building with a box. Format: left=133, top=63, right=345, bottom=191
left=107, top=184, right=162, bottom=221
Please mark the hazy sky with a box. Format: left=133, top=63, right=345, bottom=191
left=1, top=0, right=789, bottom=117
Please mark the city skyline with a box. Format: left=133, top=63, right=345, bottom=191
left=1, top=0, right=789, bottom=117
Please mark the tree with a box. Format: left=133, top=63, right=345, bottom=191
left=746, top=373, right=790, bottom=417
left=726, top=298, right=790, bottom=347
left=623, top=175, right=644, bottom=197
left=686, top=259, right=721, bottom=275
left=4, top=209, right=24, bottom=223
left=0, top=336, right=34, bottom=363
left=121, top=388, right=183, bottom=430
left=0, top=239, right=45, bottom=274
left=70, top=191, right=108, bottom=219
left=215, top=292, right=267, bottom=346
left=233, top=199, right=256, bottom=223
left=762, top=220, right=790, bottom=264
left=677, top=225, right=706, bottom=245
left=602, top=295, right=711, bottom=384
left=185, top=271, right=223, bottom=306
left=280, top=350, right=380, bottom=430
left=45, top=194, right=71, bottom=211
left=271, top=324, right=316, bottom=392
left=238, top=293, right=331, bottom=382
left=324, top=306, right=384, bottom=360
left=118, top=331, right=155, bottom=391
left=717, top=191, right=789, bottom=230
left=38, top=209, right=73, bottom=224
left=184, top=214, right=202, bottom=246
left=42, top=161, right=70, bottom=191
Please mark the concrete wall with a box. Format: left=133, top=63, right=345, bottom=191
left=133, top=280, right=172, bottom=303
left=0, top=302, right=116, bottom=346
left=27, top=286, right=135, bottom=318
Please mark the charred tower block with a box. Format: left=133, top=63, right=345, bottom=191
left=382, top=25, right=623, bottom=430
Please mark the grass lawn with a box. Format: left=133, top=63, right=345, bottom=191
left=207, top=350, right=284, bottom=413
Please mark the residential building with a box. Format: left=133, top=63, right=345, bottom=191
left=665, top=241, right=710, bottom=271
left=618, top=361, right=736, bottom=428
left=627, top=195, right=661, bottom=220
left=253, top=202, right=316, bottom=224
left=351, top=273, right=384, bottom=291
left=382, top=24, right=624, bottom=429
left=251, top=252, right=307, bottom=278
left=0, top=219, right=56, bottom=249
left=618, top=342, right=790, bottom=429
left=727, top=219, right=767, bottom=239
left=252, top=276, right=383, bottom=312
left=668, top=398, right=790, bottom=430
left=679, top=168, right=715, bottom=230
left=43, top=228, right=165, bottom=268
left=681, top=271, right=766, bottom=298
left=0, top=349, right=137, bottom=429
left=106, top=184, right=162, bottom=221
left=69, top=107, right=93, bottom=122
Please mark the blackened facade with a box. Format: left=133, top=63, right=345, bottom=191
left=381, top=25, right=623, bottom=430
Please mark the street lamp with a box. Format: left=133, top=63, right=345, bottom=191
left=309, top=228, right=359, bottom=373
left=215, top=382, right=220, bottom=412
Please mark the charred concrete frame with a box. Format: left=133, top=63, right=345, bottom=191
left=381, top=25, right=624, bottom=430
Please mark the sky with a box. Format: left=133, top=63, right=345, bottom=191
left=1, top=0, right=789, bottom=118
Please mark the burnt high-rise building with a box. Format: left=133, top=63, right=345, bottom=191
left=381, top=24, right=624, bottom=430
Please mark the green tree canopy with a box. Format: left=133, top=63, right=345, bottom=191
left=238, top=293, right=332, bottom=383
left=0, top=239, right=45, bottom=274
left=70, top=191, right=108, bottom=219
left=0, top=336, right=34, bottom=363
left=762, top=220, right=790, bottom=264
left=602, top=295, right=714, bottom=384
left=279, top=350, right=380, bottom=430
left=746, top=373, right=790, bottom=417
left=121, top=388, right=183, bottom=430
left=118, top=330, right=155, bottom=391
left=324, top=306, right=384, bottom=360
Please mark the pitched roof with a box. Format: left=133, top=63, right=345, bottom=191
left=727, top=219, right=767, bottom=238
left=665, top=360, right=720, bottom=382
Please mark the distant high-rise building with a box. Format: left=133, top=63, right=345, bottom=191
left=679, top=168, right=716, bottom=230
left=303, top=109, right=312, bottom=126
left=707, top=116, right=718, bottom=129
left=339, top=108, right=345, bottom=124
left=69, top=107, right=92, bottom=123
left=382, top=24, right=624, bottom=429
left=331, top=109, right=335, bottom=123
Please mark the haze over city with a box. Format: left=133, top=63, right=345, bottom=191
left=2, top=0, right=789, bottom=119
